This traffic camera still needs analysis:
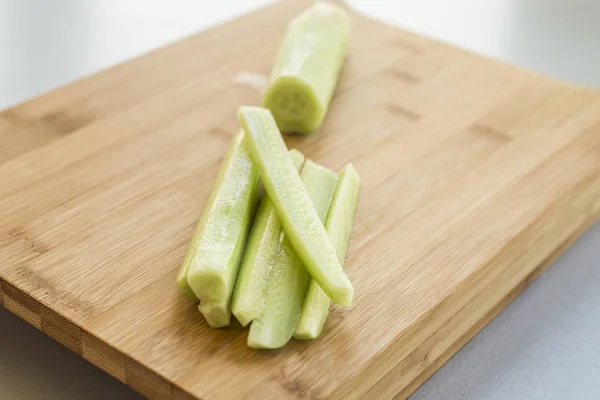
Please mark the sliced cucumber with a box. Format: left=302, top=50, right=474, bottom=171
left=176, top=131, right=260, bottom=326
left=263, top=1, right=350, bottom=134
left=238, top=106, right=353, bottom=306
left=231, top=149, right=305, bottom=327
left=198, top=297, right=231, bottom=328
left=295, top=164, right=361, bottom=339
left=248, top=160, right=338, bottom=349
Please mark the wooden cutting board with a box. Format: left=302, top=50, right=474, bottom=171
left=1, top=1, right=600, bottom=399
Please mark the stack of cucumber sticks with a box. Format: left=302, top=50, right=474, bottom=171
left=177, top=1, right=360, bottom=349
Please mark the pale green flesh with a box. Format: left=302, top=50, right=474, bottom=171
left=176, top=131, right=260, bottom=326
left=238, top=106, right=354, bottom=306
left=295, top=164, right=361, bottom=339
left=198, top=297, right=231, bottom=328
left=248, top=160, right=338, bottom=349
left=231, top=149, right=305, bottom=327
left=262, top=1, right=350, bottom=134
left=176, top=132, right=241, bottom=302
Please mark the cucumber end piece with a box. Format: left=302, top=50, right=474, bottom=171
left=187, top=266, right=229, bottom=303
left=262, top=76, right=322, bottom=135
left=340, top=162, right=361, bottom=185
left=330, top=282, right=353, bottom=307
left=198, top=301, right=231, bottom=328
left=293, top=323, right=322, bottom=340
left=247, top=323, right=288, bottom=349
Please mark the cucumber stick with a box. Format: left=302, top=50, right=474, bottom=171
left=238, top=106, right=354, bottom=306
left=231, top=149, right=305, bottom=327
left=295, top=164, right=361, bottom=339
left=248, top=160, right=338, bottom=349
left=176, top=131, right=260, bottom=327
left=263, top=1, right=350, bottom=134
left=198, top=297, right=230, bottom=328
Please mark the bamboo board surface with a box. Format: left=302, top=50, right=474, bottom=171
left=1, top=1, right=600, bottom=399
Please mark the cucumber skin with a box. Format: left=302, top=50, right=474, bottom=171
left=238, top=106, right=354, bottom=306
left=263, top=1, right=350, bottom=134
left=231, top=150, right=305, bottom=327
left=176, top=131, right=260, bottom=327
left=176, top=132, right=244, bottom=302
left=248, top=160, right=338, bottom=349
left=295, top=163, right=361, bottom=340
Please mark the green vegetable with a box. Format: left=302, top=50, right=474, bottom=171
left=248, top=160, right=338, bottom=349
left=262, top=1, right=350, bottom=134
left=295, top=164, right=361, bottom=339
left=238, top=106, right=353, bottom=306
left=231, top=149, right=305, bottom=327
left=198, top=297, right=231, bottom=328
left=176, top=131, right=260, bottom=326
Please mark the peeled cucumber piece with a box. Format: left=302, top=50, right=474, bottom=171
left=295, top=164, right=361, bottom=339
left=176, top=131, right=260, bottom=326
left=238, top=106, right=354, bottom=306
left=231, top=149, right=305, bottom=327
left=262, top=1, right=350, bottom=134
left=198, top=297, right=231, bottom=328
left=248, top=160, right=338, bottom=349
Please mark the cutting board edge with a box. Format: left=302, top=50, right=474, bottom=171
left=348, top=165, right=600, bottom=400
left=0, top=277, right=195, bottom=399
left=399, top=199, right=600, bottom=399
left=2, top=0, right=600, bottom=399
left=2, top=167, right=599, bottom=400
left=397, top=191, right=600, bottom=399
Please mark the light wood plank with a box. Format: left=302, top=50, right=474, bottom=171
left=0, top=2, right=599, bottom=399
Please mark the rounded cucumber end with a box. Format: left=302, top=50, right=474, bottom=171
left=293, top=325, right=320, bottom=340
left=295, top=309, right=328, bottom=340
left=330, top=284, right=353, bottom=307
left=198, top=301, right=231, bottom=328
left=187, top=268, right=229, bottom=303
left=247, top=326, right=287, bottom=349
left=263, top=76, right=323, bottom=135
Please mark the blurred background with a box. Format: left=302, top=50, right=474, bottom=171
left=1, top=1, right=599, bottom=399
left=1, top=0, right=599, bottom=110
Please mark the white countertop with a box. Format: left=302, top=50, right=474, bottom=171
left=1, top=1, right=599, bottom=399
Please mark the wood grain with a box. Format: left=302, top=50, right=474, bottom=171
left=1, top=1, right=599, bottom=399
